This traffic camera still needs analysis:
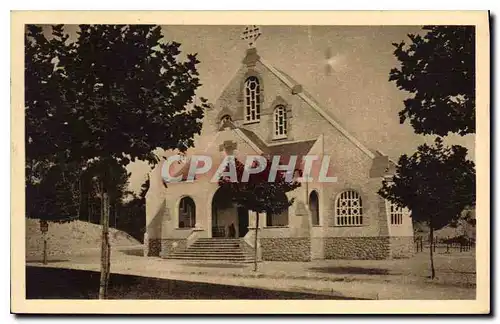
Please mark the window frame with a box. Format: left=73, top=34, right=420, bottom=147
left=387, top=200, right=404, bottom=226
left=309, top=190, right=320, bottom=226
left=244, top=76, right=261, bottom=123
left=273, top=104, right=288, bottom=139
left=335, top=190, right=364, bottom=227
left=178, top=196, right=196, bottom=228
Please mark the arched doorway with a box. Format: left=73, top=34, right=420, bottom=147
left=309, top=190, right=319, bottom=226
left=211, top=188, right=249, bottom=238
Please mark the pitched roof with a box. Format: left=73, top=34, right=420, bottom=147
left=238, top=127, right=316, bottom=156
left=267, top=140, right=317, bottom=157
left=237, top=127, right=269, bottom=153
left=258, top=57, right=376, bottom=160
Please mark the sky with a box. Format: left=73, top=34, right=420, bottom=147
left=45, top=25, right=476, bottom=193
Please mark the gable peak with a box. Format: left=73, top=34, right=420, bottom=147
left=242, top=47, right=260, bottom=67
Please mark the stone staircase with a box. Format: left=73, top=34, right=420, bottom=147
left=164, top=238, right=255, bottom=263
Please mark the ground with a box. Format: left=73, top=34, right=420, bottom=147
left=26, top=244, right=476, bottom=300
left=26, top=267, right=355, bottom=299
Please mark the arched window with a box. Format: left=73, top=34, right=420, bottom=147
left=335, top=190, right=363, bottom=226
left=244, top=76, right=261, bottom=122
left=219, top=114, right=233, bottom=130
left=178, top=196, right=196, bottom=228
left=273, top=105, right=287, bottom=138
left=309, top=190, right=320, bottom=226
left=220, top=115, right=232, bottom=123
left=387, top=200, right=403, bottom=225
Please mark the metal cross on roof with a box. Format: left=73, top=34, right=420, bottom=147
left=241, top=25, right=262, bottom=48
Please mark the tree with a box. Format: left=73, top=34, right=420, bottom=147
left=118, top=177, right=150, bottom=242
left=25, top=24, right=207, bottom=298
left=25, top=25, right=70, bottom=165
left=82, top=159, right=132, bottom=227
left=218, top=157, right=301, bottom=271
left=389, top=26, right=475, bottom=136
left=378, top=138, right=475, bottom=279
left=25, top=25, right=82, bottom=264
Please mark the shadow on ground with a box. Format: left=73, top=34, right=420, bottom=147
left=309, top=266, right=395, bottom=275
left=120, top=248, right=144, bottom=256
left=183, top=263, right=248, bottom=269
left=26, top=259, right=70, bottom=264
left=26, top=266, right=362, bottom=300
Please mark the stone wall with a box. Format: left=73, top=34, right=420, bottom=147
left=146, top=238, right=188, bottom=257
left=324, top=236, right=391, bottom=260
left=261, top=238, right=311, bottom=261
left=159, top=239, right=187, bottom=258
left=147, top=238, right=161, bottom=257
left=390, top=236, right=415, bottom=259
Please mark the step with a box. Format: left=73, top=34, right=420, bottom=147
left=187, top=245, right=242, bottom=248
left=191, top=240, right=241, bottom=243
left=166, top=254, right=255, bottom=259
left=190, top=243, right=240, bottom=248
left=192, top=240, right=242, bottom=243
left=166, top=257, right=255, bottom=263
left=168, top=255, right=253, bottom=260
left=197, top=238, right=241, bottom=241
left=173, top=249, right=245, bottom=254
left=183, top=248, right=243, bottom=253
left=194, top=242, right=242, bottom=245
left=189, top=245, right=241, bottom=249
left=169, top=251, right=251, bottom=256
left=171, top=251, right=248, bottom=255
left=188, top=245, right=241, bottom=251
left=162, top=238, right=254, bottom=262
left=166, top=255, right=254, bottom=261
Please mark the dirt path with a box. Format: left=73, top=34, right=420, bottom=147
left=26, top=246, right=476, bottom=300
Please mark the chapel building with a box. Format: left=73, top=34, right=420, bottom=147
left=144, top=30, right=414, bottom=262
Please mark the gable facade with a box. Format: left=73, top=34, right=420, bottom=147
left=144, top=47, right=414, bottom=261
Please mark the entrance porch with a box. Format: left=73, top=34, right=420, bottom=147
left=211, top=187, right=249, bottom=238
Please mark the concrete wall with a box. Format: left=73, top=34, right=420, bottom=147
left=387, top=204, right=414, bottom=237
left=390, top=236, right=415, bottom=259
left=161, top=181, right=217, bottom=239
left=310, top=226, right=325, bottom=260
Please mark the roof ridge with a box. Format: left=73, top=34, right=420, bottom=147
left=258, top=57, right=375, bottom=160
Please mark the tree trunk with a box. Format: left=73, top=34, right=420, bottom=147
left=77, top=174, right=82, bottom=220
left=114, top=203, right=118, bottom=229
left=429, top=226, right=436, bottom=279
left=40, top=220, right=48, bottom=265
left=43, top=231, right=48, bottom=265
left=254, top=212, right=259, bottom=272
left=87, top=196, right=94, bottom=223
left=99, top=182, right=111, bottom=299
